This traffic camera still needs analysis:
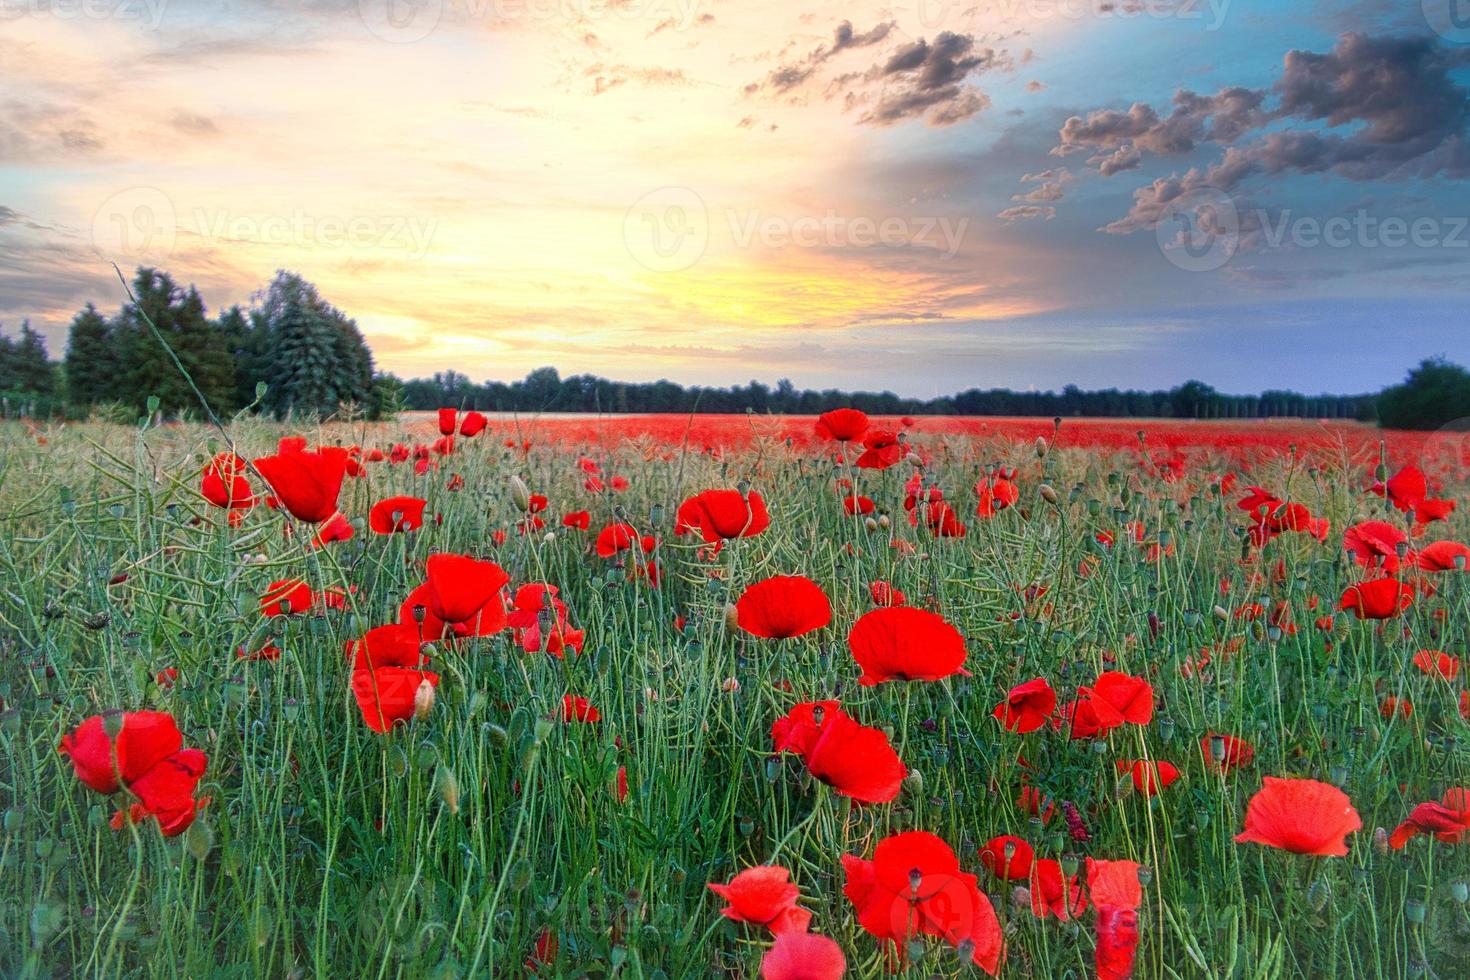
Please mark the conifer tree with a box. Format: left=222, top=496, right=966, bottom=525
left=64, top=304, right=117, bottom=410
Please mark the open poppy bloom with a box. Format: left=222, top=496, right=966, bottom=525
left=869, top=581, right=906, bottom=606
left=1338, top=578, right=1414, bottom=619
left=1029, top=857, right=1087, bottom=920
left=59, top=711, right=208, bottom=837
left=848, top=606, right=969, bottom=686
left=975, top=477, right=1019, bottom=517
left=675, top=489, right=770, bottom=545
left=1371, top=463, right=1455, bottom=525
left=595, top=522, right=643, bottom=558
left=979, top=834, right=1034, bottom=880
left=842, top=831, right=1002, bottom=973
left=405, top=553, right=511, bottom=638
left=561, top=510, right=591, bottom=530
left=1117, top=759, right=1180, bottom=797
left=993, top=677, right=1056, bottom=734
left=815, top=408, right=869, bottom=442
left=855, top=430, right=902, bottom=469
left=1081, top=671, right=1155, bottom=729
left=253, top=442, right=349, bottom=524
left=735, top=575, right=832, bottom=639
left=771, top=701, right=906, bottom=803
left=352, top=666, right=439, bottom=733
left=260, top=578, right=313, bottom=617
left=200, top=452, right=254, bottom=514
left=1087, top=859, right=1143, bottom=980
left=1412, top=648, right=1459, bottom=681
left=459, top=410, right=487, bottom=437
left=1200, top=733, right=1254, bottom=773
left=1343, top=520, right=1408, bottom=574
left=369, top=496, right=427, bottom=534
left=1234, top=776, right=1362, bottom=856
left=347, top=623, right=428, bottom=670
left=706, top=865, right=812, bottom=934
left=561, top=694, right=601, bottom=723
left=1415, top=540, right=1470, bottom=571
left=761, top=931, right=846, bottom=980
left=1387, top=788, right=1470, bottom=848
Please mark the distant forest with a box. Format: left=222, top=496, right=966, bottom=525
left=4, top=265, right=1461, bottom=426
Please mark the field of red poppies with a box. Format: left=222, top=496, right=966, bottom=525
left=4, top=410, right=1469, bottom=977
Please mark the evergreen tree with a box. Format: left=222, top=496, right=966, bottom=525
left=260, top=272, right=340, bottom=419
left=64, top=304, right=118, bottom=409
left=115, top=268, right=235, bottom=416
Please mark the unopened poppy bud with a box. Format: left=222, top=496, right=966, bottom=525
left=1373, top=827, right=1389, bottom=853
left=723, top=603, right=739, bottom=633
left=509, top=475, right=532, bottom=511
left=1213, top=605, right=1230, bottom=621
left=877, top=514, right=890, bottom=529
left=1306, top=877, right=1330, bottom=912
left=720, top=677, right=739, bottom=693
left=541, top=530, right=556, bottom=545
left=1010, top=886, right=1031, bottom=912
left=904, top=452, right=922, bottom=466
left=1035, top=436, right=1047, bottom=457
left=863, top=517, right=878, bottom=532
left=1039, top=484, right=1059, bottom=505
left=436, top=767, right=460, bottom=814
left=413, top=679, right=435, bottom=721
left=903, top=770, right=923, bottom=794
left=101, top=710, right=125, bottom=740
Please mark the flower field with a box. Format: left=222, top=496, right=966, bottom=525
left=4, top=410, right=1470, bottom=978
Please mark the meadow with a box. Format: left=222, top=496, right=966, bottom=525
left=2, top=410, right=1468, bottom=978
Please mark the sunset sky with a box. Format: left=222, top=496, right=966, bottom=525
left=2, top=0, right=1468, bottom=396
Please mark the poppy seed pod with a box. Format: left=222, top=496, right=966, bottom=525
left=1039, top=484, right=1059, bottom=505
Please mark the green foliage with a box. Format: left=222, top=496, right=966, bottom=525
left=63, top=304, right=118, bottom=411
left=257, top=271, right=380, bottom=420
left=1375, top=357, right=1470, bottom=430
left=0, top=319, right=60, bottom=415
left=114, top=269, right=236, bottom=417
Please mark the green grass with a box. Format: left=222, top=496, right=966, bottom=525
left=1, top=417, right=1467, bottom=978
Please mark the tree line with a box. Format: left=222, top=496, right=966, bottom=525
left=0, top=267, right=388, bottom=421
left=5, top=267, right=1458, bottom=427
left=398, top=368, right=1376, bottom=421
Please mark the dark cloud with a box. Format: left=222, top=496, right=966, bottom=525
left=1050, top=33, right=1470, bottom=237
left=751, top=20, right=894, bottom=96
left=858, top=33, right=1005, bottom=127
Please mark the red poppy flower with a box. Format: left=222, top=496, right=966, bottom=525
left=58, top=711, right=184, bottom=795
left=1053, top=697, right=1104, bottom=740
left=260, top=578, right=312, bottom=617
left=843, top=495, right=875, bottom=516
left=1029, top=858, right=1087, bottom=920
left=419, top=553, right=510, bottom=636
left=993, top=678, right=1056, bottom=734
left=1413, top=648, right=1460, bottom=681
left=1234, top=776, right=1362, bottom=856
left=1343, top=520, right=1407, bottom=574
left=675, top=489, right=770, bottom=544
left=918, top=499, right=967, bottom=538
left=253, top=444, right=349, bottom=524
left=736, top=575, right=832, bottom=639
left=1200, top=732, right=1254, bottom=773
left=595, top=522, right=642, bottom=558
left=815, top=408, right=869, bottom=442
left=561, top=694, right=601, bottom=723
left=561, top=510, right=590, bottom=530
left=1415, top=540, right=1470, bottom=571
left=1387, top=788, right=1470, bottom=848
left=804, top=710, right=907, bottom=804
left=770, top=700, right=842, bottom=757
left=369, top=496, right=427, bottom=534
left=842, top=831, right=1002, bottom=973
left=459, top=411, right=487, bottom=437
left=1117, top=759, right=1180, bottom=797
left=848, top=607, right=969, bottom=686
left=979, top=835, right=1034, bottom=880
left=1087, top=859, right=1142, bottom=980
left=437, top=408, right=457, bottom=435
left=1081, top=671, right=1155, bottom=728
left=975, top=478, right=1019, bottom=518
left=117, top=746, right=208, bottom=836
left=761, top=931, right=846, bottom=980
left=856, top=430, right=903, bottom=469
left=352, top=666, right=438, bottom=733
left=707, top=865, right=812, bottom=935
left=347, top=624, right=427, bottom=670
left=1338, top=578, right=1414, bottom=619
left=310, top=512, right=354, bottom=549
left=869, top=581, right=906, bottom=606
left=200, top=452, right=254, bottom=511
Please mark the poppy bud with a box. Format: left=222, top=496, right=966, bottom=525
left=877, top=514, right=890, bottom=529
left=721, top=677, right=739, bottom=693
left=1010, top=886, right=1031, bottom=912
left=1306, top=877, right=1330, bottom=912
left=1213, top=605, right=1229, bottom=621
left=863, top=517, right=878, bottom=532
left=904, top=452, right=922, bottom=466
left=509, top=475, right=532, bottom=512
left=413, top=678, right=435, bottom=721
left=903, top=770, right=923, bottom=795
left=723, top=603, right=739, bottom=633
left=542, top=532, right=556, bottom=545
left=1039, top=484, right=1059, bottom=505
left=1035, top=436, right=1048, bottom=457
